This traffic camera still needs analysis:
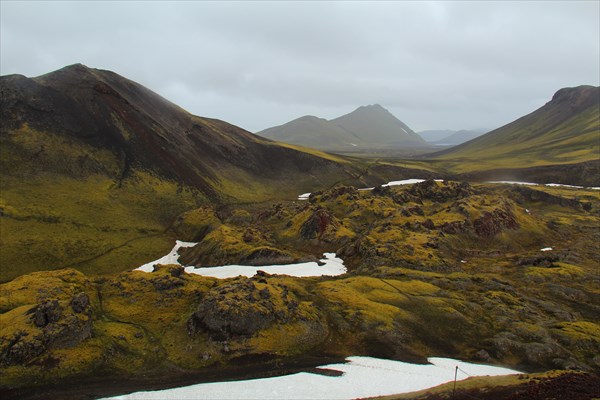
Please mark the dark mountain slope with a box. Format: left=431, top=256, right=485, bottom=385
left=1, top=64, right=360, bottom=202
left=331, top=104, right=426, bottom=146
left=2, top=64, right=429, bottom=280
left=432, top=86, right=600, bottom=169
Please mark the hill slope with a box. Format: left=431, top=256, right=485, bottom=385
left=1, top=64, right=413, bottom=280
left=432, top=129, right=486, bottom=146
left=258, top=104, right=426, bottom=151
left=433, top=86, right=600, bottom=171
left=331, top=104, right=426, bottom=147
left=258, top=115, right=363, bottom=151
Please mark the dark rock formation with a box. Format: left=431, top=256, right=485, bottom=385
left=300, top=208, right=340, bottom=241
left=473, top=209, right=519, bottom=238
left=187, top=279, right=317, bottom=341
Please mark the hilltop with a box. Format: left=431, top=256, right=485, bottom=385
left=431, top=86, right=600, bottom=170
left=258, top=104, right=426, bottom=151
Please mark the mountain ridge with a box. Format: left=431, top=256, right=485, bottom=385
left=258, top=103, right=426, bottom=151
left=430, top=85, right=600, bottom=170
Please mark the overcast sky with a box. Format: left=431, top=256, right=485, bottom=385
left=1, top=1, right=599, bottom=132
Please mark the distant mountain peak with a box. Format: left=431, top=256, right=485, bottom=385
left=331, top=104, right=424, bottom=144
left=356, top=104, right=387, bottom=112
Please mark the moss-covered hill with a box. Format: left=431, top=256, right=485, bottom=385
left=427, top=85, right=600, bottom=180
left=2, top=181, right=598, bottom=398
left=0, top=64, right=436, bottom=282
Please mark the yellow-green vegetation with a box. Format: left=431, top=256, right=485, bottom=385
left=376, top=370, right=577, bottom=399
left=0, top=126, right=207, bottom=282
left=433, top=92, right=600, bottom=173
left=1, top=180, right=599, bottom=394
left=0, top=170, right=199, bottom=281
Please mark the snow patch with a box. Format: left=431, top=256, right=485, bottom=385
left=184, top=252, right=346, bottom=279
left=136, top=244, right=346, bottom=279
left=383, top=178, right=444, bottom=187
left=135, top=240, right=197, bottom=272
left=540, top=247, right=553, bottom=252
left=101, top=356, right=521, bottom=400
left=488, top=181, right=600, bottom=190
left=487, top=181, right=537, bottom=186
left=298, top=178, right=443, bottom=199
left=349, top=143, right=358, bottom=147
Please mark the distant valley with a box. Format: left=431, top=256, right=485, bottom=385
left=418, top=129, right=487, bottom=146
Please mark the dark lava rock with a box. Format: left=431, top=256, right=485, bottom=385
left=511, top=186, right=589, bottom=210
left=187, top=279, right=311, bottom=341
left=422, top=219, right=435, bottom=230
left=473, top=209, right=519, bottom=238
left=441, top=220, right=470, bottom=234
left=300, top=208, right=339, bottom=241
left=30, top=300, right=62, bottom=327
left=70, top=292, right=90, bottom=313
left=0, top=331, right=45, bottom=366
left=474, top=349, right=491, bottom=362
left=408, top=180, right=473, bottom=202
left=2, top=298, right=93, bottom=366
left=240, top=247, right=295, bottom=266
left=319, top=186, right=359, bottom=201
left=518, top=254, right=560, bottom=267
left=150, top=275, right=185, bottom=291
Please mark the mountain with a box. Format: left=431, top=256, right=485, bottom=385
left=433, top=86, right=600, bottom=169
left=258, top=115, right=363, bottom=150
left=433, top=129, right=486, bottom=146
left=418, top=129, right=455, bottom=142
left=331, top=104, right=426, bottom=147
left=418, top=129, right=486, bottom=145
left=258, top=104, right=426, bottom=151
left=2, top=64, right=420, bottom=280
left=1, top=63, right=361, bottom=203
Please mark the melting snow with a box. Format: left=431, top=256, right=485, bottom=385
left=308, top=178, right=445, bottom=195
left=488, top=181, right=600, bottom=190
left=383, top=178, right=444, bottom=187
left=540, top=247, right=553, bottom=252
left=487, top=181, right=537, bottom=186
left=135, top=241, right=197, bottom=272
left=102, top=356, right=521, bottom=400
left=135, top=245, right=346, bottom=279
left=184, top=253, right=346, bottom=279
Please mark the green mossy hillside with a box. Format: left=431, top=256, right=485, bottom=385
left=1, top=181, right=599, bottom=392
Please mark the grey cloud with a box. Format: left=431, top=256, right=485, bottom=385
left=1, top=1, right=598, bottom=132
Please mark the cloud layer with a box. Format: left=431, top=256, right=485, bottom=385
left=1, top=1, right=598, bottom=132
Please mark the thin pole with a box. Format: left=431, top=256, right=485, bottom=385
left=453, top=365, right=458, bottom=397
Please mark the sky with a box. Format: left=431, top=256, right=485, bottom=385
left=1, top=1, right=599, bottom=133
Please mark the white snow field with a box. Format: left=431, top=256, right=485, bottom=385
left=102, top=356, right=521, bottom=400
left=487, top=181, right=600, bottom=190
left=135, top=240, right=198, bottom=272
left=540, top=247, right=553, bottom=252
left=135, top=243, right=347, bottom=279
left=184, top=252, right=346, bottom=278
left=301, top=178, right=444, bottom=198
